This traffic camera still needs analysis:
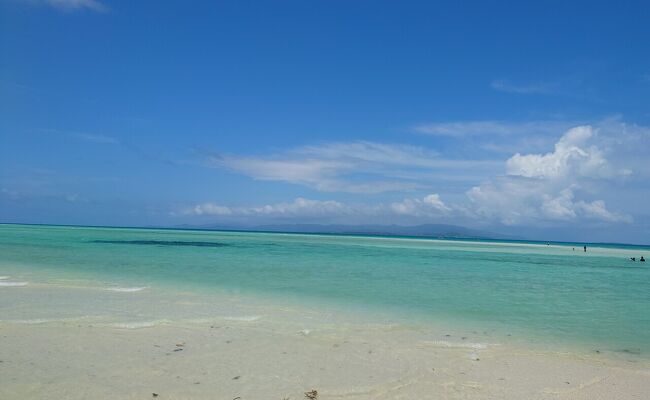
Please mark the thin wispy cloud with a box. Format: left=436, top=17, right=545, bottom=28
left=72, top=132, right=120, bottom=144
left=47, top=0, right=108, bottom=12
left=1, top=187, right=87, bottom=203
left=490, top=79, right=556, bottom=95
left=28, top=0, right=109, bottom=12
left=40, top=128, right=120, bottom=144
left=50, top=128, right=179, bottom=165
left=208, top=141, right=501, bottom=194
left=414, top=120, right=574, bottom=137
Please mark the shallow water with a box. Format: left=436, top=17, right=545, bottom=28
left=1, top=224, right=649, bottom=357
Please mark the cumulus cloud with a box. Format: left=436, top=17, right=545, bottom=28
left=185, top=203, right=233, bottom=216
left=390, top=194, right=450, bottom=216
left=505, top=126, right=612, bottom=179
left=466, top=125, right=632, bottom=225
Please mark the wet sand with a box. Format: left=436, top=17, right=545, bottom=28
left=2, top=315, right=649, bottom=399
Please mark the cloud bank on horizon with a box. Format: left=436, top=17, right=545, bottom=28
left=185, top=120, right=647, bottom=229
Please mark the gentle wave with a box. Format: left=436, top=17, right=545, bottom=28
left=106, top=286, right=148, bottom=292
left=0, top=317, right=91, bottom=325
left=223, top=315, right=262, bottom=322
left=0, top=281, right=28, bottom=287
left=110, top=320, right=170, bottom=329
left=1, top=318, right=57, bottom=324
left=424, top=340, right=490, bottom=349
left=0, top=276, right=10, bottom=280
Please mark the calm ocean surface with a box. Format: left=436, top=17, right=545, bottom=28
left=1, top=224, right=649, bottom=356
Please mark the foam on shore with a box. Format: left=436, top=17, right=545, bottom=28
left=424, top=340, right=491, bottom=349
left=105, top=286, right=148, bottom=292
left=223, top=315, right=262, bottom=322
left=0, top=281, right=28, bottom=287
left=110, top=320, right=170, bottom=329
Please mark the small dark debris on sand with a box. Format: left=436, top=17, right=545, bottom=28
left=152, top=393, right=158, bottom=398
left=232, top=375, right=241, bottom=380
left=305, top=389, right=318, bottom=399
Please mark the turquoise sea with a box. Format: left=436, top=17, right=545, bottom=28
left=1, top=224, right=649, bottom=357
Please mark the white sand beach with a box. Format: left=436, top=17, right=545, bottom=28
left=1, top=283, right=649, bottom=400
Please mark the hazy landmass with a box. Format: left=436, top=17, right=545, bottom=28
left=175, top=223, right=518, bottom=240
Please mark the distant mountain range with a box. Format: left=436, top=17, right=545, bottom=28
left=175, top=223, right=517, bottom=240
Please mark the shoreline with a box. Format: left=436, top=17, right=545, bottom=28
left=1, top=266, right=649, bottom=363
left=2, top=279, right=650, bottom=360
left=2, top=302, right=649, bottom=399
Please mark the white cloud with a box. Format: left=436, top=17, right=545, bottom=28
left=41, top=0, right=108, bottom=12
left=490, top=79, right=556, bottom=94
left=414, top=120, right=573, bottom=138
left=540, top=188, right=577, bottom=220
left=505, top=126, right=612, bottom=179
left=576, top=200, right=630, bottom=223
left=391, top=194, right=450, bottom=217
left=181, top=193, right=455, bottom=221
left=466, top=125, right=632, bottom=225
left=210, top=141, right=499, bottom=194
left=183, top=198, right=353, bottom=218
left=186, top=203, right=233, bottom=216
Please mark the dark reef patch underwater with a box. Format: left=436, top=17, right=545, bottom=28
left=90, top=240, right=228, bottom=248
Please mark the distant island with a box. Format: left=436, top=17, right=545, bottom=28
left=174, top=223, right=518, bottom=240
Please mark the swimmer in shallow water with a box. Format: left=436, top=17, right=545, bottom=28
left=641, top=256, right=646, bottom=262
left=631, top=257, right=636, bottom=261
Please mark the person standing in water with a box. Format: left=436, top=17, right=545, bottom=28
left=584, top=245, right=587, bottom=252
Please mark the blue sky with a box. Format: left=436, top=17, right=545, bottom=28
left=1, top=0, right=649, bottom=243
